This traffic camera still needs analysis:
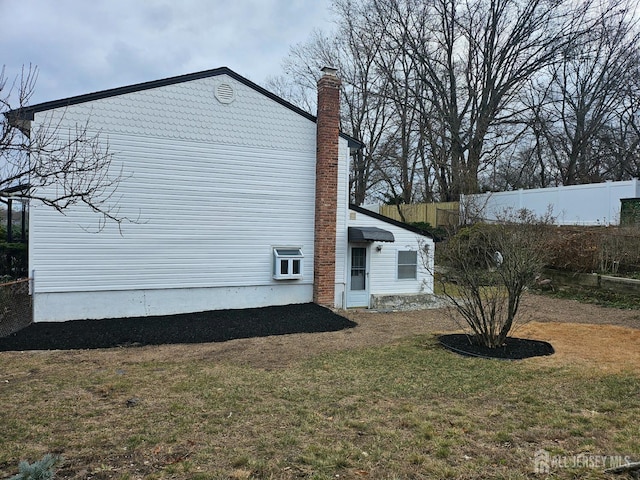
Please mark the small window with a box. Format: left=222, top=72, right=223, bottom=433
left=398, top=250, right=418, bottom=280
left=274, top=247, right=304, bottom=280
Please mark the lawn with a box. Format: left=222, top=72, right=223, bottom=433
left=1, top=327, right=638, bottom=479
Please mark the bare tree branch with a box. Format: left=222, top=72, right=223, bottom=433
left=1, top=65, right=129, bottom=231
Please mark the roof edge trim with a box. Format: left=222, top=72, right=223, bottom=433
left=349, top=204, right=434, bottom=238
left=5, top=66, right=364, bottom=148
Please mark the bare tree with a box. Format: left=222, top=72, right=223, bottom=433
left=1, top=65, right=124, bottom=229
left=373, top=31, right=428, bottom=214
left=274, top=0, right=638, bottom=203
left=524, top=0, right=640, bottom=185
left=372, top=0, right=589, bottom=199
left=438, top=209, right=553, bottom=348
left=267, top=22, right=392, bottom=206
left=604, top=77, right=640, bottom=179
left=334, top=4, right=395, bottom=206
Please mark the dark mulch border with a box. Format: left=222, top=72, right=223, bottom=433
left=0, top=303, right=357, bottom=352
left=439, top=334, right=554, bottom=360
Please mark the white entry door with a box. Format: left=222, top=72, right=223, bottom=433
left=347, top=245, right=369, bottom=308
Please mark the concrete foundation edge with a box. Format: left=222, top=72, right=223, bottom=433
left=370, top=293, right=449, bottom=312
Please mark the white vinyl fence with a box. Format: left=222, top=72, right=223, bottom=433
left=462, top=179, right=640, bottom=226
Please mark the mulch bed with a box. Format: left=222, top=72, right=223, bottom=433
left=439, top=334, right=555, bottom=360
left=0, top=303, right=357, bottom=352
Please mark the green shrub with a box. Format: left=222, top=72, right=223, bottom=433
left=8, top=454, right=62, bottom=480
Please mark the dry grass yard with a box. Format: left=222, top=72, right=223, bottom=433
left=1, top=294, right=639, bottom=479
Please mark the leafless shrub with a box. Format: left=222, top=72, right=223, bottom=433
left=546, top=225, right=640, bottom=274
left=437, top=209, right=553, bottom=348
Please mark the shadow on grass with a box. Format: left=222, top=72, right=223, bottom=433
left=0, top=303, right=357, bottom=351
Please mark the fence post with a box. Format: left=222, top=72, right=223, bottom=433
left=606, top=180, right=612, bottom=225
left=517, top=189, right=523, bottom=210
left=7, top=199, right=12, bottom=243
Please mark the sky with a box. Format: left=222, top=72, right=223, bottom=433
left=1, top=0, right=335, bottom=106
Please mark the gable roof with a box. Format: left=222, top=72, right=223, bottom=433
left=6, top=66, right=362, bottom=148
left=349, top=204, right=433, bottom=238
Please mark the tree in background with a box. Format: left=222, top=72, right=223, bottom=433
left=267, top=17, right=394, bottom=206
left=273, top=0, right=640, bottom=204
left=371, top=0, right=585, bottom=199
left=1, top=65, right=124, bottom=230
left=521, top=0, right=640, bottom=186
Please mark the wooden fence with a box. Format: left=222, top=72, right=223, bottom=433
left=379, top=202, right=459, bottom=227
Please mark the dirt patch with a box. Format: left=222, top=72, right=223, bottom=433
left=0, top=294, right=638, bottom=371
left=517, top=321, right=640, bottom=373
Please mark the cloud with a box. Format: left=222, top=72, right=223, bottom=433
left=1, top=0, right=333, bottom=104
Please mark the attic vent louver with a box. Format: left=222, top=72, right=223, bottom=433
left=215, top=83, right=235, bottom=104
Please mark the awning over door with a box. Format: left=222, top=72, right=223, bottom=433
left=348, top=226, right=395, bottom=243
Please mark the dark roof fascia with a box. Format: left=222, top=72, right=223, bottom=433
left=9, top=67, right=312, bottom=120
left=0, top=183, right=30, bottom=194
left=5, top=66, right=363, bottom=148
left=340, top=132, right=363, bottom=149
left=349, top=204, right=433, bottom=239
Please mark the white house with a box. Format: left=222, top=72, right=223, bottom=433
left=345, top=205, right=434, bottom=309
left=9, top=67, right=434, bottom=322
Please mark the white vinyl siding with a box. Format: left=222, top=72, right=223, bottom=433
left=347, top=211, right=434, bottom=296
left=33, top=74, right=316, bottom=151
left=29, top=75, right=319, bottom=298
left=334, top=139, right=350, bottom=306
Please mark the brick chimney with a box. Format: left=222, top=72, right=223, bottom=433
left=313, top=66, right=341, bottom=307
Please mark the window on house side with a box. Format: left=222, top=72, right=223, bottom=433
left=274, top=248, right=304, bottom=280
left=398, top=250, right=418, bottom=280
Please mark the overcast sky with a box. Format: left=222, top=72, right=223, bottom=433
left=1, top=0, right=334, bottom=106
